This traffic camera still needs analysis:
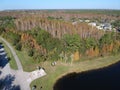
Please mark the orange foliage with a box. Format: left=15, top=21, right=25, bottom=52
left=21, top=33, right=46, bottom=55
left=101, top=43, right=116, bottom=55
left=73, top=51, right=80, bottom=61
left=86, top=47, right=99, bottom=57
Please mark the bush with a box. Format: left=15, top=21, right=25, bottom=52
left=15, top=43, right=22, bottom=51
left=28, top=49, right=34, bottom=57
left=0, top=27, right=5, bottom=35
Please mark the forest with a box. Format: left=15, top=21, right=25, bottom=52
left=0, top=10, right=120, bottom=63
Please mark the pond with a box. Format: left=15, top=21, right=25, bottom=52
left=54, top=61, right=120, bottom=90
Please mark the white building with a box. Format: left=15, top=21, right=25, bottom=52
left=79, top=19, right=83, bottom=22
left=96, top=23, right=112, bottom=31
left=85, top=20, right=90, bottom=23
left=88, top=22, right=97, bottom=27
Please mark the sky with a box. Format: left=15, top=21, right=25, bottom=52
left=0, top=0, right=120, bottom=10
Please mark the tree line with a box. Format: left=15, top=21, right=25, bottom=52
left=1, top=28, right=120, bottom=62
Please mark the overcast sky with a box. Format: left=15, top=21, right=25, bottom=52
left=0, top=0, right=120, bottom=10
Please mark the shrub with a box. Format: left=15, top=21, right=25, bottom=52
left=28, top=49, right=34, bottom=57
left=15, top=43, right=22, bottom=51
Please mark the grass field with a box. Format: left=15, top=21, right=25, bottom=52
left=30, top=55, right=120, bottom=90
left=0, top=40, right=18, bottom=70
left=15, top=49, right=39, bottom=72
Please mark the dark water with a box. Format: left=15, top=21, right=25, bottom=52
left=54, top=61, right=120, bottom=90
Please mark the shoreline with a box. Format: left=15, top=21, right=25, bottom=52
left=56, top=58, right=120, bottom=82
left=30, top=54, right=120, bottom=90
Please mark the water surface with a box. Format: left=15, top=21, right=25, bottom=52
left=54, top=61, right=120, bottom=90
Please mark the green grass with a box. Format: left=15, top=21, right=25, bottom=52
left=30, top=54, right=120, bottom=90
left=15, top=49, right=40, bottom=72
left=0, top=40, right=18, bottom=70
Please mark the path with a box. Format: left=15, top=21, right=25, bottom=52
left=0, top=37, right=46, bottom=90
left=0, top=37, right=23, bottom=71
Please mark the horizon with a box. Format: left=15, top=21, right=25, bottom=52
left=1, top=9, right=120, bottom=12
left=1, top=8, right=120, bottom=10
left=0, top=0, right=120, bottom=11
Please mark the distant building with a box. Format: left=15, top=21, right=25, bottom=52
left=79, top=19, right=83, bottom=22
left=103, top=23, right=112, bottom=30
left=88, top=22, right=96, bottom=27
left=85, top=20, right=90, bottom=23
left=96, top=23, right=112, bottom=31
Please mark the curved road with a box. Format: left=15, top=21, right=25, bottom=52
left=0, top=37, right=23, bottom=71
left=0, top=36, right=30, bottom=90
left=0, top=36, right=46, bottom=90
